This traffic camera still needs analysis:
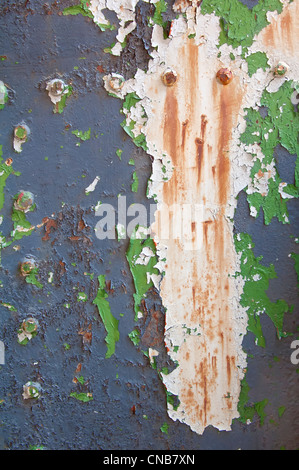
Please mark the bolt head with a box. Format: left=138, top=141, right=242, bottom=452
left=216, top=68, right=233, bottom=85
left=14, top=125, right=28, bottom=141
left=162, top=68, right=178, bottom=87
left=50, top=79, right=66, bottom=96
left=273, top=62, right=289, bottom=76
left=14, top=191, right=34, bottom=212
left=23, top=381, right=41, bottom=399
left=22, top=318, right=39, bottom=334
left=20, top=256, right=37, bottom=277
left=109, top=74, right=125, bottom=91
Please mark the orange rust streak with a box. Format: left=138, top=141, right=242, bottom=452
left=159, top=39, right=245, bottom=431
left=260, top=1, right=299, bottom=54
left=181, top=119, right=189, bottom=149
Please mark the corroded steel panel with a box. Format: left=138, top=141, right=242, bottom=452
left=0, top=0, right=298, bottom=451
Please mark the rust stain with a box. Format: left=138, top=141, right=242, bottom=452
left=181, top=119, right=189, bottom=149
left=195, top=137, right=204, bottom=181
left=156, top=37, right=245, bottom=432
left=42, top=216, right=57, bottom=241
left=163, top=88, right=180, bottom=168
left=195, top=114, right=208, bottom=183
left=78, top=324, right=92, bottom=346
left=259, top=1, right=299, bottom=55
left=140, top=306, right=165, bottom=350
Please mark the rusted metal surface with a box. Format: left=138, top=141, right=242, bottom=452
left=146, top=29, right=247, bottom=434
left=0, top=0, right=298, bottom=451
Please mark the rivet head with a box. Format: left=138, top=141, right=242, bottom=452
left=162, top=68, right=177, bottom=87
left=14, top=125, right=28, bottom=141
left=50, top=79, right=66, bottom=96
left=216, top=68, right=233, bottom=85
left=20, top=256, right=37, bottom=277
left=23, top=381, right=41, bottom=399
left=273, top=62, right=289, bottom=76
left=22, top=318, right=39, bottom=334
left=0, top=80, right=8, bottom=106
left=109, top=73, right=125, bottom=91
left=14, top=191, right=34, bottom=213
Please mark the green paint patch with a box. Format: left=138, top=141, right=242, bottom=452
left=0, top=302, right=17, bottom=312
left=63, top=1, right=93, bottom=19
left=69, top=392, right=93, bottom=402
left=11, top=206, right=35, bottom=241
left=291, top=252, right=299, bottom=290
left=131, top=171, right=139, bottom=193
left=103, top=43, right=116, bottom=55
left=152, top=0, right=167, bottom=26
left=96, top=23, right=116, bottom=32
left=120, top=93, right=148, bottom=152
left=72, top=128, right=91, bottom=141
left=238, top=378, right=268, bottom=425
left=235, top=232, right=290, bottom=346
left=160, top=422, right=169, bottom=434
left=54, top=86, right=72, bottom=114
left=241, top=81, right=299, bottom=225
left=24, top=267, right=43, bottom=289
left=126, top=227, right=160, bottom=320
left=93, top=275, right=119, bottom=359
left=63, top=0, right=116, bottom=31
left=278, top=405, right=286, bottom=418
left=0, top=146, right=20, bottom=212
left=166, top=390, right=180, bottom=412
left=116, top=148, right=123, bottom=160
left=149, top=0, right=169, bottom=38
left=128, top=328, right=141, bottom=346
left=77, top=292, right=88, bottom=302
left=201, top=0, right=283, bottom=51
left=245, top=51, right=270, bottom=77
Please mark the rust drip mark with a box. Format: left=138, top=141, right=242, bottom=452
left=226, top=355, right=231, bottom=387
left=163, top=88, right=182, bottom=205
left=203, top=220, right=213, bottom=263
left=195, top=115, right=208, bottom=183
left=163, top=87, right=180, bottom=166
left=202, top=367, right=209, bottom=427
left=195, top=137, right=204, bottom=181
left=186, top=42, right=199, bottom=119
left=181, top=119, right=189, bottom=149
left=201, top=114, right=208, bottom=137
left=217, top=95, right=231, bottom=206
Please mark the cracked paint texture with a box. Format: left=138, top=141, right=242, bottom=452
left=0, top=0, right=298, bottom=449
left=100, top=0, right=299, bottom=435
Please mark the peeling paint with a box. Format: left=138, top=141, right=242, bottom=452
left=98, top=0, right=298, bottom=435
left=0, top=0, right=298, bottom=449
left=93, top=274, right=120, bottom=358
left=234, top=232, right=290, bottom=346
left=46, top=78, right=72, bottom=114
left=0, top=81, right=8, bottom=110
left=13, top=123, right=30, bottom=153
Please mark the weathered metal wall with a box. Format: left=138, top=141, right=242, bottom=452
left=0, top=0, right=298, bottom=450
